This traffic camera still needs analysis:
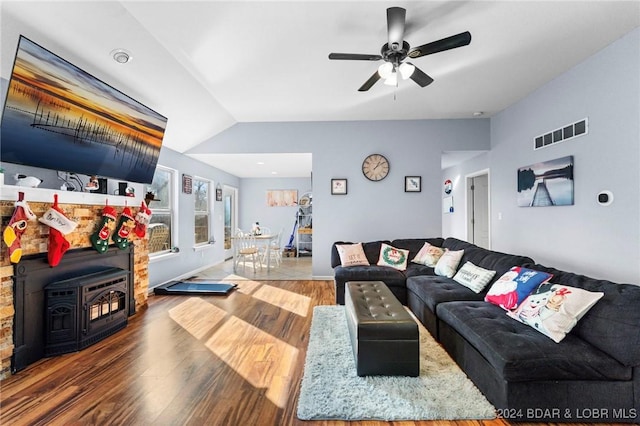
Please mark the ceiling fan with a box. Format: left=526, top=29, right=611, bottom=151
left=328, top=7, right=471, bottom=91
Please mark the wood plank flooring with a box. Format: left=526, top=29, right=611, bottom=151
left=0, top=279, right=615, bottom=426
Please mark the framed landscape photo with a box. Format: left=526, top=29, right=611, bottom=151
left=331, top=179, right=347, bottom=195
left=405, top=176, right=421, bottom=192
left=517, top=155, right=574, bottom=207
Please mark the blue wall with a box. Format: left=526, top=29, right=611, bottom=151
left=444, top=28, right=639, bottom=284
left=187, top=119, right=491, bottom=277
left=3, top=27, right=638, bottom=286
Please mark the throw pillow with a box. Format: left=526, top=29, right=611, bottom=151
left=336, top=243, right=369, bottom=267
left=453, top=261, right=496, bottom=293
left=484, top=266, right=553, bottom=310
left=377, top=243, right=410, bottom=271
left=507, top=283, right=604, bottom=342
left=434, top=249, right=464, bottom=278
left=411, top=242, right=445, bottom=267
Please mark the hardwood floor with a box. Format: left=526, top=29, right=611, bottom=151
left=0, top=279, right=614, bottom=426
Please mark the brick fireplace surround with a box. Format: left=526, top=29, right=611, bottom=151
left=0, top=188, right=150, bottom=379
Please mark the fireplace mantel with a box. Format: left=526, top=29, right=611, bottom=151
left=1, top=184, right=142, bottom=206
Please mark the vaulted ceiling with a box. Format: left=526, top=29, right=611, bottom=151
left=2, top=1, right=638, bottom=176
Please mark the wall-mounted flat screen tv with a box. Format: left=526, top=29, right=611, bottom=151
left=1, top=36, right=167, bottom=184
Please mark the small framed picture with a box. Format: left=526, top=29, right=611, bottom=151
left=182, top=174, right=193, bottom=194
left=331, top=178, right=347, bottom=195
left=215, top=184, right=222, bottom=201
left=405, top=176, right=421, bottom=192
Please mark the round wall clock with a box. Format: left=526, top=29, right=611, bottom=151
left=362, top=154, right=390, bottom=181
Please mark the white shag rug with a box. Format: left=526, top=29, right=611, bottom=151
left=297, top=305, right=496, bottom=421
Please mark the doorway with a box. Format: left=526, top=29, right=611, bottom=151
left=223, top=185, right=238, bottom=260
left=466, top=171, right=490, bottom=249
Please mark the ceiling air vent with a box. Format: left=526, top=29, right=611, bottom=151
left=534, top=118, right=588, bottom=150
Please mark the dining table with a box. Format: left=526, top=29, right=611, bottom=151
left=232, top=233, right=278, bottom=269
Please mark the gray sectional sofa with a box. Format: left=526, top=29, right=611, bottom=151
left=330, top=237, right=640, bottom=423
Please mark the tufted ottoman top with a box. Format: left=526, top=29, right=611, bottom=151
left=346, top=281, right=417, bottom=340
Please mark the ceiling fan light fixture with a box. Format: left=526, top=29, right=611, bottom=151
left=399, top=62, right=415, bottom=80
left=378, top=62, right=393, bottom=79
left=383, top=71, right=398, bottom=86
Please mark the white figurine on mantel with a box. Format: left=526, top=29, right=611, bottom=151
left=252, top=222, right=261, bottom=235
left=14, top=174, right=43, bottom=188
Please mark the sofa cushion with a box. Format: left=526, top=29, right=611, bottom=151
left=404, top=263, right=436, bottom=278
left=453, top=261, right=496, bottom=293
left=507, top=283, right=604, bottom=343
left=331, top=240, right=390, bottom=268
left=523, top=263, right=640, bottom=367
left=405, top=275, right=485, bottom=313
left=377, top=243, right=409, bottom=270
left=336, top=243, right=369, bottom=267
left=437, top=301, right=631, bottom=382
left=334, top=265, right=406, bottom=285
left=434, top=249, right=464, bottom=278
left=484, top=266, right=553, bottom=310
left=411, top=242, right=444, bottom=267
left=443, top=238, right=534, bottom=286
left=390, top=238, right=444, bottom=261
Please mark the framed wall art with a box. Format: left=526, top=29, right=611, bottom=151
left=405, top=176, right=421, bottom=192
left=266, top=189, right=298, bottom=207
left=517, top=155, right=574, bottom=207
left=331, top=179, right=347, bottom=195
left=182, top=174, right=193, bottom=194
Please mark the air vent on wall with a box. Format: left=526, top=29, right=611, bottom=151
left=534, top=118, right=588, bottom=150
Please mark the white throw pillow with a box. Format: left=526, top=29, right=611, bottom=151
left=411, top=242, right=445, bottom=267
left=507, top=283, right=604, bottom=342
left=336, top=243, right=369, bottom=267
left=453, top=261, right=496, bottom=293
left=377, top=243, right=410, bottom=271
left=434, top=249, right=464, bottom=278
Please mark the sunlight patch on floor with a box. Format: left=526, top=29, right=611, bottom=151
left=252, top=285, right=311, bottom=317
left=168, top=297, right=228, bottom=340
left=205, top=315, right=299, bottom=408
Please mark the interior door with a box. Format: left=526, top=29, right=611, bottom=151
left=467, top=173, right=490, bottom=248
left=223, top=185, right=238, bottom=260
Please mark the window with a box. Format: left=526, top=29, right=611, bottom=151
left=194, top=177, right=211, bottom=245
left=147, top=165, right=175, bottom=255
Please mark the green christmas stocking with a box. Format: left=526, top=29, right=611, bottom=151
left=90, top=205, right=117, bottom=253
left=112, top=206, right=135, bottom=250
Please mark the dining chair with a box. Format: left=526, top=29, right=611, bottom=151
left=233, top=232, right=261, bottom=273
left=262, top=227, right=284, bottom=267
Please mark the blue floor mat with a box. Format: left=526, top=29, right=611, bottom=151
left=154, top=281, right=237, bottom=295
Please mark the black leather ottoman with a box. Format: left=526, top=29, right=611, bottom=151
left=345, top=281, right=419, bottom=377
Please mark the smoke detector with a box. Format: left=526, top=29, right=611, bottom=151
left=110, top=49, right=132, bottom=64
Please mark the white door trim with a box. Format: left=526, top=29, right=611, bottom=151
left=465, top=169, right=491, bottom=249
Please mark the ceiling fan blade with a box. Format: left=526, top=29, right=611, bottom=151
left=329, top=53, right=382, bottom=61
left=387, top=7, right=406, bottom=49
left=408, top=31, right=472, bottom=58
left=408, top=64, right=434, bottom=87
left=358, top=71, right=381, bottom=92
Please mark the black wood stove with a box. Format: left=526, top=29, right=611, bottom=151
left=44, top=268, right=129, bottom=357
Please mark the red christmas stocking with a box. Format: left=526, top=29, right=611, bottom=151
left=134, top=201, right=152, bottom=238
left=38, top=194, right=78, bottom=267
left=3, top=191, right=36, bottom=264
